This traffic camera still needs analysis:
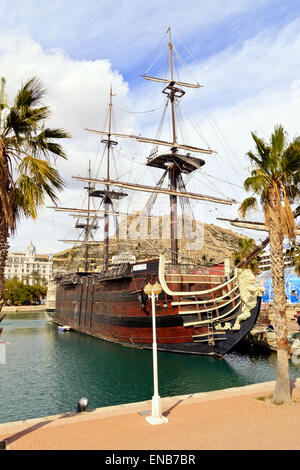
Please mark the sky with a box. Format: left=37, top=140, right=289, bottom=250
left=1, top=0, right=300, bottom=255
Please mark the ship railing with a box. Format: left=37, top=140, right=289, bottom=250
left=164, top=266, right=230, bottom=284
left=54, top=273, right=79, bottom=285
left=159, top=255, right=238, bottom=297
left=164, top=264, right=225, bottom=276
left=95, top=263, right=131, bottom=279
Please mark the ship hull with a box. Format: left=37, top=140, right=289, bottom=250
left=53, top=260, right=261, bottom=356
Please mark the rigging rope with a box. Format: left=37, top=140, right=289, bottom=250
left=179, top=102, right=212, bottom=150
left=207, top=113, right=245, bottom=185
left=175, top=35, right=268, bottom=138
left=141, top=29, right=169, bottom=75
left=113, top=104, right=165, bottom=114
left=172, top=42, right=201, bottom=87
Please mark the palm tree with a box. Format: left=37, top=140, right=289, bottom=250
left=239, top=124, right=300, bottom=404
left=233, top=238, right=259, bottom=275
left=0, top=76, right=70, bottom=311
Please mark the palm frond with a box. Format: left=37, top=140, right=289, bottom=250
left=251, top=132, right=269, bottom=158
left=18, top=156, right=65, bottom=193
left=0, top=76, right=69, bottom=234
left=271, top=124, right=286, bottom=157
left=238, top=196, right=257, bottom=218
left=243, top=172, right=270, bottom=193
left=232, top=237, right=259, bottom=274
left=247, top=150, right=264, bottom=168
left=281, top=143, right=300, bottom=176
left=28, top=128, right=70, bottom=159
left=14, top=77, right=46, bottom=109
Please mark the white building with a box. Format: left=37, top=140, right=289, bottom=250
left=5, top=242, right=53, bottom=285
left=258, top=241, right=299, bottom=272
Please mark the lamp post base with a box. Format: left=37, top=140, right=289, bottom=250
left=145, top=394, right=169, bottom=425
left=146, top=415, right=168, bottom=425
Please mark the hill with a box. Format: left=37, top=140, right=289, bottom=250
left=53, top=217, right=246, bottom=270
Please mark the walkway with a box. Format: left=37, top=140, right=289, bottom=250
left=0, top=379, right=300, bottom=450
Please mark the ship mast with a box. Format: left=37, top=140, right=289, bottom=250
left=89, top=86, right=127, bottom=270
left=84, top=160, right=92, bottom=271
left=79, top=30, right=242, bottom=266
left=104, top=86, right=113, bottom=270
left=68, top=160, right=100, bottom=272
left=75, top=160, right=99, bottom=271
left=168, top=27, right=179, bottom=265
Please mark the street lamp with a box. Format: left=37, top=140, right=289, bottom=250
left=143, top=281, right=168, bottom=425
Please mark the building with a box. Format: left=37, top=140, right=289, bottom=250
left=258, top=241, right=299, bottom=272
left=5, top=242, right=53, bottom=285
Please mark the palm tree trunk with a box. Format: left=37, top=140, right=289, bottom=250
left=0, top=219, right=9, bottom=313
left=269, top=186, right=291, bottom=404
left=0, top=143, right=11, bottom=313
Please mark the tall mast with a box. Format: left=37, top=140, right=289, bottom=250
left=103, top=86, right=113, bottom=270
left=88, top=87, right=127, bottom=271
left=84, top=160, right=92, bottom=271
left=107, top=85, right=113, bottom=180
left=168, top=27, right=176, bottom=144
left=168, top=27, right=179, bottom=266
left=81, top=31, right=216, bottom=267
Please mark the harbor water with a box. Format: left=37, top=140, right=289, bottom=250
left=0, top=311, right=299, bottom=424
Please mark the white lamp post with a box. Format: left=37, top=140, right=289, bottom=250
left=144, top=281, right=168, bottom=425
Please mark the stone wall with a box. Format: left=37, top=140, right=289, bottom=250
left=259, top=303, right=300, bottom=324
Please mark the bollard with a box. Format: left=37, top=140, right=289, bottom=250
left=76, top=397, right=89, bottom=412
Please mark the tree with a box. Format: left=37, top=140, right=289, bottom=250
left=239, top=124, right=300, bottom=404
left=30, top=269, right=42, bottom=285
left=3, top=277, right=47, bottom=305
left=0, top=77, right=70, bottom=311
left=233, top=238, right=259, bottom=275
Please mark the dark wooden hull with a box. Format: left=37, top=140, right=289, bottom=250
left=53, top=260, right=261, bottom=356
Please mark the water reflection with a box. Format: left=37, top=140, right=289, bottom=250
left=0, top=312, right=299, bottom=424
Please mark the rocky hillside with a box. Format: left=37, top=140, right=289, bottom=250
left=53, top=217, right=245, bottom=270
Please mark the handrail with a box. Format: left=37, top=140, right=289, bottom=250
left=183, top=301, right=241, bottom=327
left=178, top=292, right=241, bottom=315
left=159, top=255, right=237, bottom=296
left=171, top=283, right=239, bottom=306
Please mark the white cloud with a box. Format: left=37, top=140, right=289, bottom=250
left=0, top=30, right=133, bottom=253
left=3, top=14, right=300, bottom=254
left=0, top=0, right=273, bottom=69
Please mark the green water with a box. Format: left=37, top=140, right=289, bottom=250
left=0, top=312, right=299, bottom=424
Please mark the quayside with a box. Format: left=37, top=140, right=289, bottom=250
left=3, top=311, right=299, bottom=424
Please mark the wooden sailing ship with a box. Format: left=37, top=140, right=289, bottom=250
left=50, top=29, right=263, bottom=356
